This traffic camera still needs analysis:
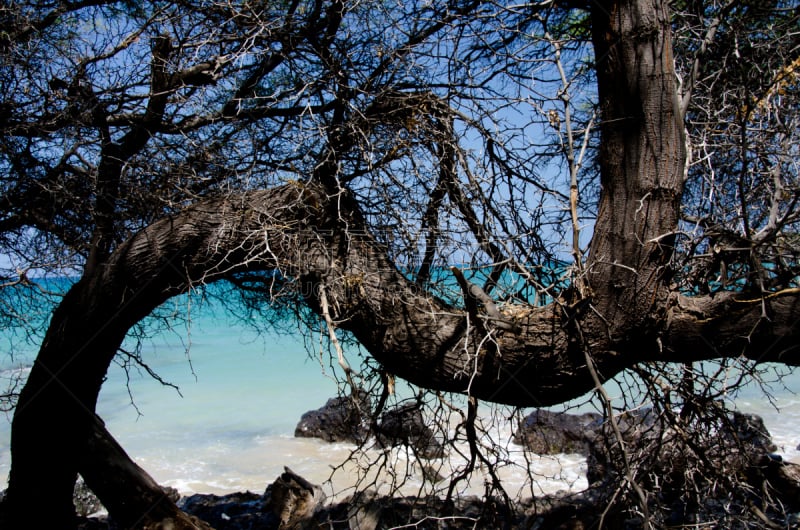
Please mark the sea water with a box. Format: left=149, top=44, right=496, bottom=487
left=1, top=294, right=798, bottom=500
left=0, top=301, right=359, bottom=496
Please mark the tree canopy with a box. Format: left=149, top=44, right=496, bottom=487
left=1, top=0, right=799, bottom=528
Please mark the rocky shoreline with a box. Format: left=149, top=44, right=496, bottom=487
left=61, top=454, right=800, bottom=529
left=67, top=475, right=607, bottom=530
left=294, top=393, right=445, bottom=459
left=4, top=401, right=800, bottom=529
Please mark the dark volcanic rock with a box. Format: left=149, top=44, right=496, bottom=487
left=175, top=468, right=328, bottom=530
left=584, top=407, right=800, bottom=526
left=179, top=490, right=275, bottom=529
left=512, top=409, right=602, bottom=456
left=6, top=456, right=797, bottom=530
left=585, top=408, right=783, bottom=487
left=73, top=479, right=105, bottom=517
left=375, top=403, right=445, bottom=459
left=729, top=411, right=778, bottom=453
left=296, top=394, right=446, bottom=459
left=294, top=390, right=370, bottom=444
left=758, top=455, right=800, bottom=510
left=586, top=408, right=659, bottom=487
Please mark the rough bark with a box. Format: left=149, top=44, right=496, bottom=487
left=4, top=279, right=146, bottom=528
left=4, top=0, right=799, bottom=526
left=3, top=187, right=305, bottom=527
left=664, top=291, right=800, bottom=364
left=5, top=186, right=799, bottom=528
left=81, top=414, right=214, bottom=530
left=586, top=0, right=686, bottom=333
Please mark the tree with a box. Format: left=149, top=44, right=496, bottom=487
left=0, top=0, right=798, bottom=527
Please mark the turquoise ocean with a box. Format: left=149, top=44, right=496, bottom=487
left=1, top=289, right=799, bottom=500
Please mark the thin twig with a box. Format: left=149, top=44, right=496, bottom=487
left=318, top=282, right=358, bottom=390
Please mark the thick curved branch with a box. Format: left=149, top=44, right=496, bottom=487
left=110, top=184, right=800, bottom=407
left=9, top=179, right=800, bottom=525
left=664, top=291, right=800, bottom=366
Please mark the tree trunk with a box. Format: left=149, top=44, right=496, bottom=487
left=5, top=165, right=799, bottom=530
left=81, top=414, right=214, bottom=529
left=4, top=0, right=800, bottom=526
left=3, top=278, right=137, bottom=528
left=585, top=0, right=686, bottom=337
left=1, top=190, right=300, bottom=527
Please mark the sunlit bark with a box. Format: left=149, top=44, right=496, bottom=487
left=2, top=0, right=798, bottom=527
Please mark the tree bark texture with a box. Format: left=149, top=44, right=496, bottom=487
left=81, top=414, right=214, bottom=529
left=6, top=182, right=799, bottom=525
left=3, top=0, right=799, bottom=527
left=4, top=188, right=306, bottom=527
left=587, top=0, right=686, bottom=334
